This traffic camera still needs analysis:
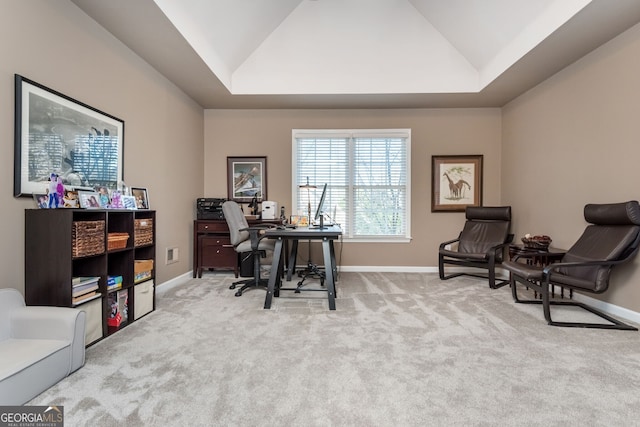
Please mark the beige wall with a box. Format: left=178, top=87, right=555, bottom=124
left=3, top=1, right=639, bottom=313
left=502, top=22, right=640, bottom=311
left=0, top=0, right=204, bottom=294
left=204, top=108, right=502, bottom=267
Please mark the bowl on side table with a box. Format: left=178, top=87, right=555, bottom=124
left=521, top=235, right=552, bottom=250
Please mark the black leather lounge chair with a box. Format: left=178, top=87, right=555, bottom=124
left=438, top=206, right=513, bottom=289
left=503, top=201, right=640, bottom=330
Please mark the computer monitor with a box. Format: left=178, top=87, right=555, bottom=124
left=313, top=183, right=328, bottom=226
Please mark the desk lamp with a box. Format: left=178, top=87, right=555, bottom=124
left=299, top=177, right=316, bottom=225
left=296, top=177, right=324, bottom=291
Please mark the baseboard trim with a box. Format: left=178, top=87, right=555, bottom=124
left=569, top=291, right=640, bottom=325
left=156, top=271, right=193, bottom=295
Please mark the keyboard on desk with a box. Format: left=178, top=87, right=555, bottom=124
left=309, top=223, right=336, bottom=229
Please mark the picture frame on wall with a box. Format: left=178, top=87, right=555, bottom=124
left=227, top=156, right=267, bottom=203
left=14, top=74, right=124, bottom=197
left=131, top=187, right=149, bottom=209
left=432, top=155, right=483, bottom=212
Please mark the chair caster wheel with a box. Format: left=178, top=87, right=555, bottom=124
left=229, top=284, right=236, bottom=289
left=235, top=290, right=242, bottom=297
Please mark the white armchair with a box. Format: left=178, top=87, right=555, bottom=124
left=0, top=288, right=86, bottom=405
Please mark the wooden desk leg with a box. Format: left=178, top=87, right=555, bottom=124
left=264, top=237, right=284, bottom=309
left=287, top=239, right=299, bottom=281
left=322, top=238, right=336, bottom=310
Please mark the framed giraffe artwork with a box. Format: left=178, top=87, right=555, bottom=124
left=431, top=155, right=483, bottom=212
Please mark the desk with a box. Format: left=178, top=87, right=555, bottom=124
left=263, top=225, right=342, bottom=310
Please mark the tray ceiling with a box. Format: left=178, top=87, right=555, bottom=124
left=71, top=0, right=640, bottom=108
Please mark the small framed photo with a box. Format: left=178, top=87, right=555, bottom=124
left=131, top=187, right=149, bottom=209
left=291, top=215, right=308, bottom=227
left=63, top=190, right=79, bottom=208
left=78, top=191, right=102, bottom=209
left=122, top=195, right=137, bottom=210
left=109, top=190, right=124, bottom=209
left=33, top=193, right=49, bottom=209
left=95, top=186, right=111, bottom=208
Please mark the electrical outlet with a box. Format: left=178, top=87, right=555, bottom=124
left=166, top=247, right=179, bottom=265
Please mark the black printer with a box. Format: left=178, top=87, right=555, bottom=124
left=196, top=198, right=226, bottom=220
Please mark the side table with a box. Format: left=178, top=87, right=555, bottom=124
left=508, top=244, right=572, bottom=299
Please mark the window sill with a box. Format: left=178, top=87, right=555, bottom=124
left=342, top=237, right=412, bottom=243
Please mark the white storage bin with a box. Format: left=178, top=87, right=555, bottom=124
left=134, top=280, right=154, bottom=320
left=80, top=298, right=103, bottom=345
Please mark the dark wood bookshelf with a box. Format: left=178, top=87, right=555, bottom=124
left=25, top=209, right=156, bottom=346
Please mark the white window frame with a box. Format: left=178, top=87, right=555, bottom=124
left=292, top=129, right=411, bottom=243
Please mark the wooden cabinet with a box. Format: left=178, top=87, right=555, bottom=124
left=193, top=219, right=281, bottom=278
left=193, top=220, right=237, bottom=278
left=25, top=209, right=156, bottom=346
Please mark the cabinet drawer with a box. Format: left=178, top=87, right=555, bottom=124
left=200, top=236, right=231, bottom=247
left=201, top=246, right=237, bottom=268
left=81, top=298, right=103, bottom=345
left=134, top=281, right=154, bottom=320
left=196, top=221, right=228, bottom=233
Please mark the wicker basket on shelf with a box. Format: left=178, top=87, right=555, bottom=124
left=134, top=218, right=154, bottom=246
left=108, top=232, right=130, bottom=251
left=72, top=220, right=105, bottom=258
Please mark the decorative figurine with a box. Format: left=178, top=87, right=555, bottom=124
left=47, top=173, right=62, bottom=208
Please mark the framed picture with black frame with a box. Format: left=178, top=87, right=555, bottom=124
left=131, top=187, right=149, bottom=209
left=227, top=156, right=267, bottom=203
left=14, top=74, right=124, bottom=197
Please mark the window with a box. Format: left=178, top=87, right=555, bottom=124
left=292, top=129, right=411, bottom=241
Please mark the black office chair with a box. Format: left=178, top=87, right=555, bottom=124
left=438, top=206, right=513, bottom=289
left=503, top=201, right=640, bottom=330
left=222, top=201, right=275, bottom=297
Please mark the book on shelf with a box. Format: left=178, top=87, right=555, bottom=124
left=72, top=276, right=100, bottom=287
left=72, top=291, right=100, bottom=305
left=72, top=282, right=99, bottom=298
left=107, top=275, right=123, bottom=291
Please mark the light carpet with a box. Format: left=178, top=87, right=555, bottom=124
left=28, top=272, right=640, bottom=426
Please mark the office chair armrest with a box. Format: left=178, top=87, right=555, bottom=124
left=239, top=225, right=271, bottom=232
left=240, top=226, right=271, bottom=251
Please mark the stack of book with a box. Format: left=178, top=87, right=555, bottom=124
left=107, top=275, right=123, bottom=291
left=72, top=276, right=100, bottom=305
